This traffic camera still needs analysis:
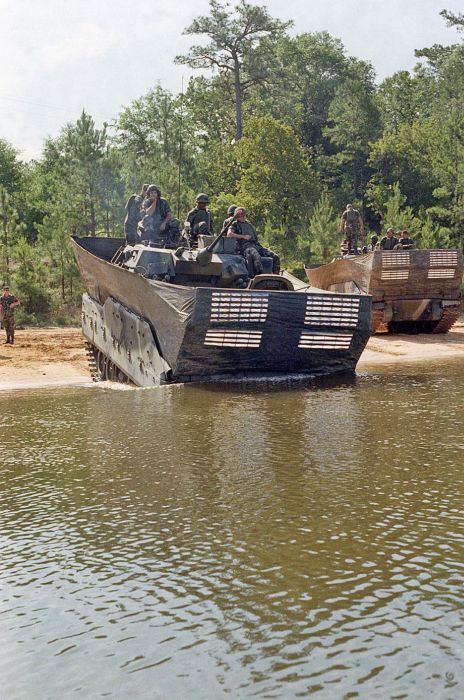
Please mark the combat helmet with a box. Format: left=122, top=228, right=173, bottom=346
left=196, top=193, right=209, bottom=204
left=227, top=204, right=238, bottom=216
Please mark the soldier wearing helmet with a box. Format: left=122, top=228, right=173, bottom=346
left=222, top=204, right=238, bottom=230
left=185, top=193, right=213, bottom=245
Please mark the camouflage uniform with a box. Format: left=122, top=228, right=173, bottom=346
left=340, top=207, right=363, bottom=253
left=229, top=220, right=263, bottom=275
left=229, top=220, right=281, bottom=276
left=379, top=235, right=399, bottom=250
left=1, top=293, right=18, bottom=344
left=124, top=194, right=144, bottom=244
left=141, top=197, right=172, bottom=245
left=186, top=206, right=213, bottom=242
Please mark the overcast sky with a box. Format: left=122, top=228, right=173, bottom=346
left=0, top=0, right=462, bottom=161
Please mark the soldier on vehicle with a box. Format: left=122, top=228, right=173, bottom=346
left=222, top=204, right=238, bottom=230
left=124, top=184, right=148, bottom=244
left=379, top=228, right=399, bottom=250
left=0, top=285, right=20, bottom=345
left=368, top=234, right=379, bottom=251
left=394, top=230, right=415, bottom=250
left=140, top=185, right=179, bottom=247
left=340, top=203, right=364, bottom=254
left=227, top=207, right=280, bottom=276
left=185, top=193, right=213, bottom=245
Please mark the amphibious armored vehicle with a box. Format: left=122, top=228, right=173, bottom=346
left=305, top=249, right=463, bottom=334
left=71, top=235, right=372, bottom=386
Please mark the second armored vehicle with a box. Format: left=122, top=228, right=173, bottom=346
left=306, top=249, right=463, bottom=334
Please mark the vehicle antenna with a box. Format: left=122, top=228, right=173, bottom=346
left=177, top=77, right=184, bottom=219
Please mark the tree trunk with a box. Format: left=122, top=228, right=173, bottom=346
left=234, top=57, right=242, bottom=141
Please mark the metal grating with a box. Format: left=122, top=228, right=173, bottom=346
left=429, top=251, right=458, bottom=266
left=298, top=331, right=353, bottom=349
left=210, top=291, right=269, bottom=322
left=427, top=269, right=456, bottom=279
left=382, top=252, right=410, bottom=267
left=305, top=295, right=360, bottom=328
left=381, top=270, right=410, bottom=280
left=204, top=329, right=263, bottom=348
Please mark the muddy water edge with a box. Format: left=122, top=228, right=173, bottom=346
left=1, top=360, right=463, bottom=698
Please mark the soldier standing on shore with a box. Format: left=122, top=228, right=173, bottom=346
left=340, top=203, right=364, bottom=254
left=0, top=286, right=20, bottom=345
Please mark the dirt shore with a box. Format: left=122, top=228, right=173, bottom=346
left=0, top=323, right=463, bottom=390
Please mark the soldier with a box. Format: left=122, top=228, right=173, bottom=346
left=379, top=228, right=399, bottom=250
left=0, top=285, right=20, bottom=345
left=227, top=207, right=280, bottom=276
left=340, top=203, right=364, bottom=254
left=185, top=193, right=213, bottom=245
left=394, top=230, right=415, bottom=250
left=140, top=185, right=173, bottom=246
left=368, top=234, right=379, bottom=251
left=222, top=204, right=238, bottom=230
left=124, top=184, right=148, bottom=244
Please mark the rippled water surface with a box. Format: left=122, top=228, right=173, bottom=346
left=1, top=362, right=464, bottom=699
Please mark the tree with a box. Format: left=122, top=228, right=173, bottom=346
left=175, top=0, right=291, bottom=140
left=235, top=116, right=319, bottom=230
left=323, top=78, right=381, bottom=204
left=0, top=187, right=24, bottom=284
left=304, top=192, right=339, bottom=263
left=0, top=139, right=24, bottom=195
left=65, top=111, right=108, bottom=235
left=380, top=182, right=421, bottom=235
left=418, top=214, right=450, bottom=248
left=12, top=236, right=51, bottom=319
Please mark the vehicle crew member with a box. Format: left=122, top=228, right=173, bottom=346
left=394, top=230, right=415, bottom=249
left=0, top=285, right=20, bottom=345
left=222, top=204, right=238, bottom=230
left=367, top=234, right=379, bottom=252
left=124, top=184, right=148, bottom=244
left=227, top=207, right=280, bottom=276
left=340, top=203, right=364, bottom=254
left=185, top=193, right=213, bottom=244
left=140, top=185, right=174, bottom=246
left=379, top=228, right=399, bottom=250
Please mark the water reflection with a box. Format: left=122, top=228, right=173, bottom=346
left=0, top=362, right=463, bottom=698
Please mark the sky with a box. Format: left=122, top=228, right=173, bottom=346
left=0, top=0, right=462, bottom=161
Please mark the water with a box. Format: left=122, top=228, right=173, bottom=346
left=1, top=362, right=463, bottom=699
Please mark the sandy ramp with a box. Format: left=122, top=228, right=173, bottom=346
left=0, top=324, right=463, bottom=390
left=0, top=328, right=92, bottom=390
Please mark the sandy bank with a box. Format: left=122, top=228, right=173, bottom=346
left=358, top=320, right=464, bottom=367
left=0, top=328, right=92, bottom=390
left=0, top=323, right=462, bottom=390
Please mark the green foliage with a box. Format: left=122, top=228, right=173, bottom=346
left=418, top=215, right=451, bottom=248
left=0, top=186, right=25, bottom=284
left=235, top=116, right=319, bottom=229
left=304, top=192, right=339, bottom=263
left=380, top=183, right=421, bottom=235
left=12, top=236, right=51, bottom=316
left=0, top=139, right=24, bottom=195
left=175, top=0, right=292, bottom=139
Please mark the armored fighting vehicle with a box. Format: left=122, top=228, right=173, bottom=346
left=305, top=249, right=463, bottom=334
left=71, top=234, right=372, bottom=386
